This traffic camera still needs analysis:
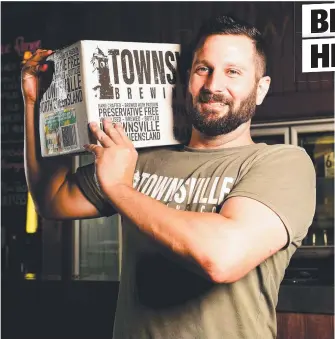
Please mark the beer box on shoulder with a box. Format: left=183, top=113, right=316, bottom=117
left=39, top=40, right=189, bottom=157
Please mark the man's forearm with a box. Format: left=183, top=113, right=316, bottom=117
left=24, top=103, right=73, bottom=212
left=105, top=184, right=239, bottom=282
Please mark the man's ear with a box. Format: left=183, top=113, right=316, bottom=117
left=256, top=76, right=271, bottom=105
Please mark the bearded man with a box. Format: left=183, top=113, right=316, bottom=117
left=22, top=15, right=316, bottom=339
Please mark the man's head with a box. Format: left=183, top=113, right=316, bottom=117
left=186, top=15, right=271, bottom=137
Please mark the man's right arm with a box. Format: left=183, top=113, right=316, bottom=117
left=23, top=49, right=111, bottom=220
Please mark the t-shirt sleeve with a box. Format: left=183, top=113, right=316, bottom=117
left=226, top=145, right=316, bottom=248
left=74, top=150, right=149, bottom=217
left=75, top=163, right=115, bottom=216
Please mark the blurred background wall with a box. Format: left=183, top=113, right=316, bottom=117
left=1, top=2, right=334, bottom=339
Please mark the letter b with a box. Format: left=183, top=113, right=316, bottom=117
left=311, top=9, right=328, bottom=33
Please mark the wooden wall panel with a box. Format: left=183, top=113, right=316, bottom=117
left=3, top=2, right=334, bottom=99
left=277, top=313, right=334, bottom=339
left=149, top=2, right=333, bottom=96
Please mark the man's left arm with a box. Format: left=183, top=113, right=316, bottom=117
left=105, top=183, right=288, bottom=283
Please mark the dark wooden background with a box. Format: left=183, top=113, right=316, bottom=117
left=2, top=2, right=334, bottom=338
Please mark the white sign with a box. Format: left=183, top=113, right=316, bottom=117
left=301, top=3, right=335, bottom=73
left=302, top=3, right=335, bottom=38
left=302, top=37, right=335, bottom=72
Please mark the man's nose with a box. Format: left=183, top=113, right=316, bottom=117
left=205, top=70, right=227, bottom=93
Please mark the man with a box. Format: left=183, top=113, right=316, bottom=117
left=22, top=15, right=316, bottom=339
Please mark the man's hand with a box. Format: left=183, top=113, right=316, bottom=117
left=84, top=119, right=138, bottom=198
left=21, top=49, right=53, bottom=106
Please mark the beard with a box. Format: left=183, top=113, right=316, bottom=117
left=187, top=86, right=258, bottom=137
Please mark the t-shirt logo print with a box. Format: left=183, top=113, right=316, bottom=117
left=91, top=47, right=114, bottom=99
left=133, top=170, right=141, bottom=188
left=134, top=171, right=235, bottom=213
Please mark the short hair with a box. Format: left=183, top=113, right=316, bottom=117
left=186, top=15, right=268, bottom=79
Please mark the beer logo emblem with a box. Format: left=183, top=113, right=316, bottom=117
left=91, top=47, right=114, bottom=99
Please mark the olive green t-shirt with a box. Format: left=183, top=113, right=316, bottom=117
left=76, top=143, right=316, bottom=339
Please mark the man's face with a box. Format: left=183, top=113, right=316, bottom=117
left=187, top=34, right=263, bottom=137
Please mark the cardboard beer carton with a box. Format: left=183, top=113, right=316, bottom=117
left=39, top=40, right=190, bottom=157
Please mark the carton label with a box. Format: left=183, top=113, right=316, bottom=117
left=44, top=112, right=60, bottom=154
left=43, top=108, right=79, bottom=155
left=40, top=46, right=83, bottom=113
left=87, top=43, right=189, bottom=145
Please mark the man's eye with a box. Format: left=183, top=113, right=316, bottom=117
left=196, top=66, right=210, bottom=75
left=227, top=69, right=240, bottom=76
